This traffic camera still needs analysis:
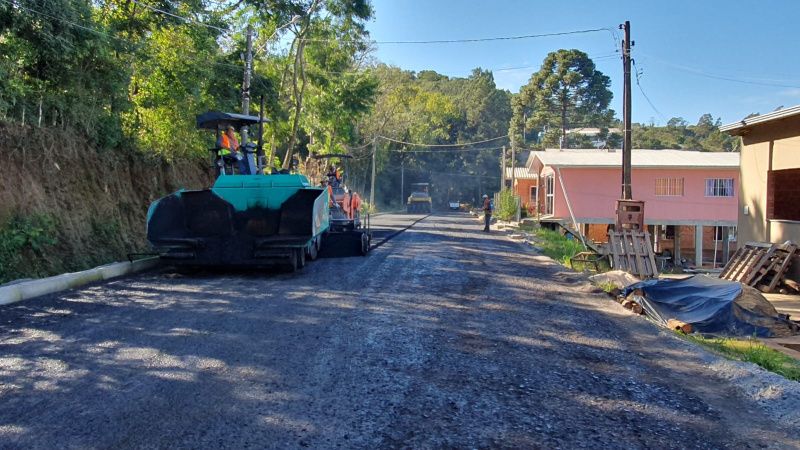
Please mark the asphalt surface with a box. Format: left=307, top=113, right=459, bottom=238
left=0, top=213, right=798, bottom=449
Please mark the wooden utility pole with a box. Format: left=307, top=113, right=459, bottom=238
left=400, top=158, right=405, bottom=206
left=240, top=25, right=257, bottom=174
left=511, top=142, right=517, bottom=192
left=370, top=137, right=377, bottom=208
left=501, top=145, right=506, bottom=190
left=620, top=20, right=633, bottom=199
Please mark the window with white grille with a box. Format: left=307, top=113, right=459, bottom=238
left=545, top=175, right=555, bottom=215
left=655, top=178, right=684, bottom=196
left=705, top=178, right=734, bottom=197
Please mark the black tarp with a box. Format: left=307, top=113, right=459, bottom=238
left=623, top=275, right=798, bottom=337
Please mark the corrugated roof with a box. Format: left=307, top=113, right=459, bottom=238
left=529, top=149, right=739, bottom=169
left=720, top=104, right=800, bottom=134
left=505, top=167, right=537, bottom=179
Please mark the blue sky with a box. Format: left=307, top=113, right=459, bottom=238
left=364, top=0, right=800, bottom=125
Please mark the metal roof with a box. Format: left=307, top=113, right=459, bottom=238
left=720, top=104, right=800, bottom=134
left=528, top=149, right=739, bottom=169
left=505, top=167, right=538, bottom=179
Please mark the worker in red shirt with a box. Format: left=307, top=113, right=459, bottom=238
left=482, top=194, right=492, bottom=232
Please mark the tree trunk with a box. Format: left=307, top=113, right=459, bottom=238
left=283, top=38, right=307, bottom=169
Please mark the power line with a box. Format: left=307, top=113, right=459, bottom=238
left=378, top=135, right=508, bottom=147
left=129, top=0, right=228, bottom=34
left=637, top=51, right=800, bottom=89
left=631, top=59, right=666, bottom=121
left=301, top=27, right=611, bottom=45
left=388, top=145, right=505, bottom=153
left=1, top=0, right=127, bottom=42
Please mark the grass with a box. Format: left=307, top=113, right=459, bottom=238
left=686, top=334, right=800, bottom=381
left=596, top=281, right=619, bottom=294
left=531, top=228, right=590, bottom=266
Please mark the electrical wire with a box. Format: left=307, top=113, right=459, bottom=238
left=388, top=146, right=505, bottom=153
left=301, top=27, right=611, bottom=45
left=631, top=59, right=666, bottom=121
left=637, top=51, right=800, bottom=89
left=1, top=0, right=129, bottom=42
left=129, top=0, right=229, bottom=34
left=378, top=135, right=508, bottom=147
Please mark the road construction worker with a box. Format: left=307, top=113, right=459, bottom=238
left=216, top=126, right=250, bottom=175
left=350, top=191, right=362, bottom=219
left=342, top=188, right=352, bottom=219
left=321, top=179, right=335, bottom=207
left=482, top=194, right=492, bottom=232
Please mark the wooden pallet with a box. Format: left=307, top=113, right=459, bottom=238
left=607, top=230, right=658, bottom=278
left=719, top=241, right=797, bottom=292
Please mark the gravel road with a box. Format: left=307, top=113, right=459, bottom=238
left=0, top=213, right=798, bottom=449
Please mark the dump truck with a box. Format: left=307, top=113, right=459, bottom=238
left=146, top=110, right=368, bottom=271
left=407, top=183, right=432, bottom=213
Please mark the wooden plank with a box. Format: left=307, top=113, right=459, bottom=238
left=720, top=247, right=747, bottom=279
left=750, top=254, right=780, bottom=287
left=625, top=231, right=637, bottom=274
left=743, top=246, right=776, bottom=285
left=609, top=232, right=622, bottom=271
left=730, top=247, right=762, bottom=282
left=644, top=231, right=659, bottom=277
left=630, top=231, right=646, bottom=277
left=765, top=247, right=797, bottom=292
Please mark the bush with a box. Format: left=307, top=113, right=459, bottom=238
left=494, top=189, right=518, bottom=221
left=0, top=213, right=58, bottom=283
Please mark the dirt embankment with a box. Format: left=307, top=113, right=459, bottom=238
left=0, top=123, right=213, bottom=282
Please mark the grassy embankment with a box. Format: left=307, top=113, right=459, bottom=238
left=685, top=335, right=800, bottom=381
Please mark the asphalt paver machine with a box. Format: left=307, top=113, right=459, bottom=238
left=146, top=111, right=335, bottom=271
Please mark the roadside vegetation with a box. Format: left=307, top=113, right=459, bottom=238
left=685, top=335, right=800, bottom=382
left=531, top=228, right=585, bottom=266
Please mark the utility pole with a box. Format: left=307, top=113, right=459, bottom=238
left=241, top=25, right=257, bottom=175
left=501, top=145, right=506, bottom=190
left=620, top=20, right=633, bottom=199
left=370, top=137, right=377, bottom=208
left=511, top=141, right=517, bottom=193
left=400, top=158, right=405, bottom=207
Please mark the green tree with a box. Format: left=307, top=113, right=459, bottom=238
left=512, top=49, right=614, bottom=149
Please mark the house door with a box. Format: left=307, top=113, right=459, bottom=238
left=545, top=175, right=554, bottom=215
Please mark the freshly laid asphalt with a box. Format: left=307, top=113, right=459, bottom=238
left=0, top=213, right=797, bottom=449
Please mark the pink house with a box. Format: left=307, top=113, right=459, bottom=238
left=526, top=149, right=740, bottom=268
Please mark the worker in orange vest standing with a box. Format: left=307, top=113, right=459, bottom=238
left=350, top=191, right=362, bottom=220
left=342, top=188, right=352, bottom=219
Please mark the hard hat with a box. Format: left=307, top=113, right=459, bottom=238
left=482, top=194, right=489, bottom=198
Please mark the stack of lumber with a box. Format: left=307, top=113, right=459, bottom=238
left=719, top=241, right=797, bottom=293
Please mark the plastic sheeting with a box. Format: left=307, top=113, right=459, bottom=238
left=623, top=275, right=798, bottom=338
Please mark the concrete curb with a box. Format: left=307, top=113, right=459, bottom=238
left=0, top=257, right=159, bottom=306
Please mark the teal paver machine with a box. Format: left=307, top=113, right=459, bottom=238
left=146, top=110, right=334, bottom=271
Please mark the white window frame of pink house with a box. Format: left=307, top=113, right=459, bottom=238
left=544, top=174, right=555, bottom=215
left=704, top=178, right=735, bottom=197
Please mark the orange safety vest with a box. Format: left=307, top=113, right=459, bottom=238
left=351, top=193, right=361, bottom=218
left=219, top=133, right=238, bottom=155
left=342, top=192, right=351, bottom=216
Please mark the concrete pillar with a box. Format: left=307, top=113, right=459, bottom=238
left=695, top=225, right=704, bottom=268
left=674, top=226, right=681, bottom=266
left=721, top=226, right=730, bottom=266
